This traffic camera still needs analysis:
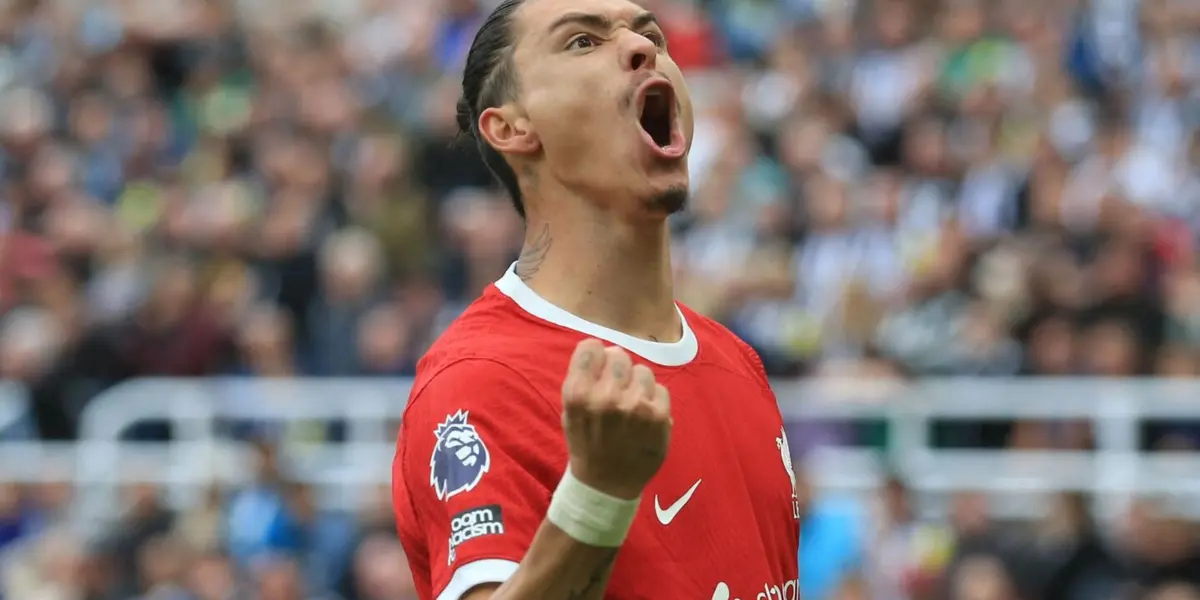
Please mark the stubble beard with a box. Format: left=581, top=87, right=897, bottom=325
left=644, top=184, right=689, bottom=215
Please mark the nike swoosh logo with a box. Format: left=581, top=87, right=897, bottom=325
left=654, top=479, right=701, bottom=525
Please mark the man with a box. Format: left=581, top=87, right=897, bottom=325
left=391, top=0, right=800, bottom=598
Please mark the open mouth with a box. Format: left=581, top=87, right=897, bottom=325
left=638, top=81, right=676, bottom=149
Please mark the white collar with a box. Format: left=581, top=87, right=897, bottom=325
left=494, top=263, right=698, bottom=367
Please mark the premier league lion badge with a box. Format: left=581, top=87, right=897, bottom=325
left=430, top=410, right=491, bottom=501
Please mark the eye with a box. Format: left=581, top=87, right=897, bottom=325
left=567, top=34, right=597, bottom=50
left=643, top=30, right=667, bottom=48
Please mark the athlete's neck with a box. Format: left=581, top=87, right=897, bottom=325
left=514, top=211, right=680, bottom=343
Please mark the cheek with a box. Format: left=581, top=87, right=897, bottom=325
left=526, top=72, right=609, bottom=126
left=528, top=92, right=630, bottom=168
left=670, top=72, right=696, bottom=143
left=533, top=62, right=636, bottom=124
left=681, top=100, right=695, bottom=145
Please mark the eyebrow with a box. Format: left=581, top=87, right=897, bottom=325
left=547, top=10, right=659, bottom=35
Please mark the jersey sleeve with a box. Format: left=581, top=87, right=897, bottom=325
left=393, top=358, right=567, bottom=600
left=731, top=332, right=774, bottom=395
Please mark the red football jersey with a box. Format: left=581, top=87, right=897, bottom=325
left=393, top=266, right=800, bottom=600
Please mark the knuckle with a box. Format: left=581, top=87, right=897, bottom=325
left=624, top=384, right=653, bottom=406
left=602, top=386, right=628, bottom=403
left=603, top=358, right=633, bottom=386
left=571, top=340, right=604, bottom=370
left=604, top=347, right=632, bottom=369
left=589, top=388, right=623, bottom=410
left=562, top=379, right=592, bottom=402
left=631, top=364, right=655, bottom=382
left=590, top=377, right=621, bottom=398
left=650, top=403, right=672, bottom=422
left=629, top=398, right=658, bottom=419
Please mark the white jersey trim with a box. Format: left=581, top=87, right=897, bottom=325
left=437, top=558, right=520, bottom=600
left=495, top=262, right=698, bottom=366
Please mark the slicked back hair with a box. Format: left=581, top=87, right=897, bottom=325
left=456, top=0, right=528, bottom=217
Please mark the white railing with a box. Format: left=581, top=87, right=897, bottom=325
left=0, top=382, right=32, bottom=440
left=3, top=378, right=1200, bottom=530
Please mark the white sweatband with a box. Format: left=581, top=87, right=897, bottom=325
left=546, top=467, right=640, bottom=547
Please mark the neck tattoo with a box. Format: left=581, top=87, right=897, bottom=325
left=515, top=224, right=551, bottom=282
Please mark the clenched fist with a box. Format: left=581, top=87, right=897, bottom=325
left=560, top=339, right=672, bottom=500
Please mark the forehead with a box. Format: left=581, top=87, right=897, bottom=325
left=513, top=0, right=650, bottom=38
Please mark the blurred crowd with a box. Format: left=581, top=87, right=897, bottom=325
left=2, top=442, right=412, bottom=600
left=0, top=0, right=1198, bottom=598
left=798, top=471, right=1200, bottom=600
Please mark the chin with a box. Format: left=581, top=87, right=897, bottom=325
left=642, top=182, right=689, bottom=216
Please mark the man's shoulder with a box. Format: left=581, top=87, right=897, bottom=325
left=679, top=303, right=738, bottom=341
left=411, top=286, right=577, bottom=401
left=678, top=303, right=770, bottom=381
left=425, top=286, right=575, bottom=356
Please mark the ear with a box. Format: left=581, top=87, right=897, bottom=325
left=478, top=105, right=540, bottom=156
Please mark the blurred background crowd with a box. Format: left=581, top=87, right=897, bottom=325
left=0, top=0, right=1198, bottom=598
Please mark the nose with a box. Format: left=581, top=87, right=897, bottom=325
left=620, top=30, right=657, bottom=72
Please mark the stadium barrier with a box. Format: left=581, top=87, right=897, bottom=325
left=1, top=378, right=1199, bottom=532
left=0, top=383, right=33, bottom=441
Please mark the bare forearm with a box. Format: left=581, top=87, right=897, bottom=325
left=462, top=340, right=665, bottom=600
left=466, top=520, right=618, bottom=600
